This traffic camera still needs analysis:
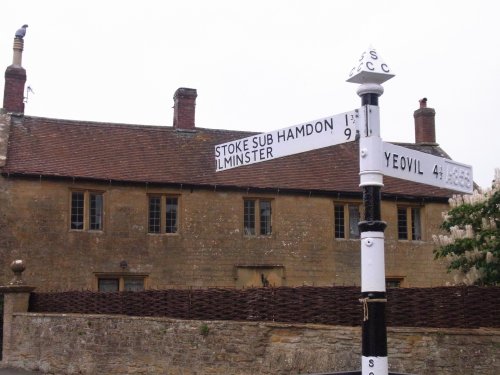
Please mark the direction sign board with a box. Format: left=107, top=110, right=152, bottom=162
left=215, top=110, right=359, bottom=172
left=382, top=142, right=473, bottom=193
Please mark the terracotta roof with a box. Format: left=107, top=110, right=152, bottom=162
left=1, top=116, right=455, bottom=199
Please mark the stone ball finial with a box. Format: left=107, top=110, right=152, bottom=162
left=9, top=259, right=26, bottom=285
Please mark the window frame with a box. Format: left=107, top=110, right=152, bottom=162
left=334, top=202, right=361, bottom=240
left=70, top=189, right=105, bottom=231
left=147, top=194, right=180, bottom=235
left=95, top=273, right=148, bottom=292
left=397, top=205, right=423, bottom=241
left=386, top=276, right=405, bottom=288
left=243, top=198, right=273, bottom=236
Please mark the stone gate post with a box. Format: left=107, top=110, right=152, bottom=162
left=0, top=260, right=35, bottom=363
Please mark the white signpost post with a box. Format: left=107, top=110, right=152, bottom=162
left=215, top=46, right=473, bottom=375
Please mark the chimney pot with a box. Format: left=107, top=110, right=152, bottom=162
left=173, top=88, right=197, bottom=131
left=414, top=98, right=436, bottom=144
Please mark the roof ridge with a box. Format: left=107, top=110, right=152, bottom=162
left=22, top=115, right=259, bottom=136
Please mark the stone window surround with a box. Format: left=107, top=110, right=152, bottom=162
left=69, top=189, right=105, bottom=232
left=334, top=201, right=362, bottom=240
left=397, top=205, right=423, bottom=241
left=94, top=272, right=149, bottom=292
left=147, top=194, right=180, bottom=235
left=243, top=197, right=273, bottom=236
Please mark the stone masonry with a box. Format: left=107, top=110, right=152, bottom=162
left=0, top=176, right=452, bottom=291
left=4, top=313, right=499, bottom=375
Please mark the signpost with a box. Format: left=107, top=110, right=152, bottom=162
left=215, top=45, right=473, bottom=375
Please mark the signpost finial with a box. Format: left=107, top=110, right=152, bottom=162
left=347, top=46, right=395, bottom=85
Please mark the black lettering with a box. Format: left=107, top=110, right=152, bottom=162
left=259, top=148, right=266, bottom=160
left=235, top=141, right=242, bottom=153
left=408, top=157, right=413, bottom=172
left=251, top=149, right=259, bottom=161
left=295, top=125, right=305, bottom=138
left=306, top=124, right=314, bottom=136
left=381, top=63, right=390, bottom=73
left=266, top=147, right=273, bottom=159
left=258, top=135, right=267, bottom=147
left=236, top=153, right=244, bottom=166
left=215, top=146, right=221, bottom=158
left=369, top=50, right=377, bottom=60
left=392, top=153, right=399, bottom=169
left=266, top=133, right=273, bottom=146
left=224, top=155, right=233, bottom=167
left=400, top=156, right=406, bottom=170
left=418, top=160, right=423, bottom=175
left=384, top=152, right=391, bottom=167
left=315, top=121, right=323, bottom=133
left=324, top=118, right=334, bottom=132
left=245, top=152, right=251, bottom=163
left=369, top=359, right=375, bottom=367
left=366, top=61, right=374, bottom=71
left=252, top=136, right=259, bottom=148
left=277, top=130, right=286, bottom=143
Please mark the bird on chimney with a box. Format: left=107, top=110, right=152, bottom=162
left=15, top=24, right=28, bottom=39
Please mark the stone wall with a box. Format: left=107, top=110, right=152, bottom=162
left=0, top=176, right=452, bottom=291
left=4, top=313, right=499, bottom=375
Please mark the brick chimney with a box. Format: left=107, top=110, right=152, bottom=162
left=414, top=98, right=436, bottom=144
left=3, top=37, right=27, bottom=114
left=173, top=88, right=197, bottom=131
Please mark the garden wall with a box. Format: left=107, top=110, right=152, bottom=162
left=4, top=312, right=499, bottom=375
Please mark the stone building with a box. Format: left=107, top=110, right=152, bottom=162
left=0, top=35, right=458, bottom=292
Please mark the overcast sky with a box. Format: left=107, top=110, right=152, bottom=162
left=1, top=0, right=498, bottom=189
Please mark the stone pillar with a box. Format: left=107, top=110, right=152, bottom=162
left=0, top=260, right=35, bottom=363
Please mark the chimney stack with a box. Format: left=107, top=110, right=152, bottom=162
left=173, top=88, right=197, bottom=131
left=3, top=31, right=27, bottom=114
left=414, top=97, right=436, bottom=144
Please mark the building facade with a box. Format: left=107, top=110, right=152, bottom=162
left=0, top=36, right=456, bottom=291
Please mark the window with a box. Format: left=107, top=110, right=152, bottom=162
left=97, top=275, right=147, bottom=292
left=334, top=203, right=360, bottom=239
left=386, top=277, right=404, bottom=288
left=148, top=195, right=179, bottom=234
left=244, top=199, right=272, bottom=236
left=70, top=190, right=104, bottom=231
left=397, top=206, right=422, bottom=240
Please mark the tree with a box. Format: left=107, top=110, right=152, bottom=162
left=433, top=169, right=500, bottom=286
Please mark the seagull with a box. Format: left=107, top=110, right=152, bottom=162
left=15, top=24, right=28, bottom=39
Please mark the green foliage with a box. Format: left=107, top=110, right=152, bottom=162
left=199, top=323, right=210, bottom=337
left=433, top=173, right=500, bottom=286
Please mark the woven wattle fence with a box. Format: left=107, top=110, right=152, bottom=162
left=28, top=286, right=500, bottom=328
